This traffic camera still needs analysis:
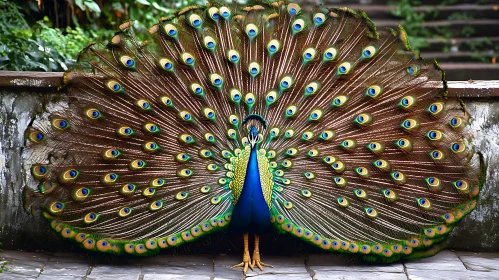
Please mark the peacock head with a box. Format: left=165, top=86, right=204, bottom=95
left=242, top=114, right=267, bottom=149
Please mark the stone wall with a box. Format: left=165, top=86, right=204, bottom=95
left=0, top=84, right=498, bottom=252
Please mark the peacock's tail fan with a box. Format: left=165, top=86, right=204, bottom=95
left=23, top=1, right=483, bottom=260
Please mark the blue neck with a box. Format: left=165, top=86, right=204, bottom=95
left=230, top=145, right=272, bottom=233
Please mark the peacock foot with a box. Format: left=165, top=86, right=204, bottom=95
left=251, top=250, right=273, bottom=271
left=231, top=250, right=253, bottom=275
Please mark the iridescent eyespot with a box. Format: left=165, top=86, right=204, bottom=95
left=129, top=159, right=146, bottom=170
left=307, top=149, right=319, bottom=157
left=120, top=184, right=136, bottom=195
left=287, top=3, right=301, bottom=16
left=301, top=131, right=314, bottom=141
left=284, top=129, right=295, bottom=138
left=354, top=189, right=368, bottom=199
left=286, top=147, right=298, bottom=157
left=176, top=191, right=189, bottom=200
left=450, top=142, right=466, bottom=153
left=205, top=132, right=216, bottom=143
left=407, top=64, right=420, bottom=75
left=176, top=153, right=191, bottom=162
left=337, top=197, right=349, bottom=207
left=425, top=177, right=441, bottom=192
left=211, top=196, right=222, bottom=205
left=331, top=95, right=348, bottom=107
left=309, top=109, right=323, bottom=121
left=337, top=62, right=352, bottom=75
left=301, top=189, right=312, bottom=198
left=119, top=207, right=132, bottom=217
left=219, top=6, right=231, bottom=19
left=365, top=85, right=382, bottom=99
left=143, top=141, right=160, bottom=152
left=367, top=142, right=384, bottom=154
left=303, top=172, right=315, bottom=180
left=31, top=165, right=49, bottom=179
left=313, top=13, right=326, bottom=26
left=267, top=39, right=281, bottom=54
left=143, top=187, right=155, bottom=197
left=382, top=189, right=397, bottom=201
left=281, top=159, right=293, bottom=168
left=244, top=93, right=255, bottom=107
left=285, top=105, right=298, bottom=117
left=178, top=168, right=193, bottom=178
left=395, top=138, right=412, bottom=151
left=143, top=123, right=160, bottom=134
left=227, top=49, right=240, bottom=64
left=199, top=149, right=213, bottom=159
left=72, top=187, right=90, bottom=201
left=203, top=108, right=216, bottom=120
left=106, top=80, right=124, bottom=94
left=158, top=58, right=174, bottom=72
left=248, top=62, right=261, bottom=77
left=429, top=150, right=444, bottom=161
left=390, top=171, right=406, bottom=185
left=401, top=118, right=419, bottom=131
left=291, top=19, right=305, bottom=33
left=302, top=47, right=317, bottom=62
left=428, top=102, right=444, bottom=116
left=190, top=83, right=204, bottom=97
left=373, top=159, right=390, bottom=172
left=84, top=212, right=99, bottom=224
left=120, top=55, right=136, bottom=69
left=280, top=76, right=294, bottom=91
left=28, top=130, right=46, bottom=143
left=229, top=88, right=242, bottom=103
left=50, top=118, right=70, bottom=130
left=181, top=52, right=195, bottom=66
left=361, top=46, right=376, bottom=59
left=209, top=73, right=224, bottom=88
left=245, top=23, right=258, bottom=38
left=399, top=96, right=415, bottom=109
left=340, top=139, right=356, bottom=151
left=318, top=130, right=334, bottom=141
left=85, top=108, right=102, bottom=120
left=149, top=200, right=164, bottom=211
left=323, top=47, right=338, bottom=61
left=117, top=126, right=134, bottom=137
left=208, top=7, right=220, bottom=20
left=267, top=150, right=276, bottom=158
left=38, top=181, right=56, bottom=194
left=354, top=113, right=372, bottom=126
left=304, top=82, right=319, bottom=96
left=449, top=116, right=464, bottom=129
left=188, top=14, right=203, bottom=28
left=200, top=185, right=211, bottom=193
left=162, top=23, right=178, bottom=38
left=426, top=130, right=443, bottom=141
left=179, top=111, right=193, bottom=122
left=265, top=90, right=277, bottom=106
left=101, top=172, right=118, bottom=184
left=333, top=176, right=346, bottom=188
left=453, top=180, right=469, bottom=193
left=365, top=207, right=378, bottom=218
left=416, top=198, right=431, bottom=210
left=49, top=201, right=64, bottom=214
left=150, top=178, right=166, bottom=187
left=331, top=161, right=345, bottom=173
left=203, top=36, right=216, bottom=50
left=179, top=133, right=195, bottom=144
left=206, top=163, right=218, bottom=171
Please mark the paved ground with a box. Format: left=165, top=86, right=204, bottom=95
left=0, top=249, right=498, bottom=279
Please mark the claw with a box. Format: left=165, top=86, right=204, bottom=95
left=251, top=249, right=273, bottom=271
left=231, top=232, right=252, bottom=276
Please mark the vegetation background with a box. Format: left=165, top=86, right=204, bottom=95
left=0, top=0, right=497, bottom=73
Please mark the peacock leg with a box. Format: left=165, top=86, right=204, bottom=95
left=251, top=234, right=273, bottom=271
left=231, top=232, right=253, bottom=275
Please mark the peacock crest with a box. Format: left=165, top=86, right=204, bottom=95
left=23, top=0, right=484, bottom=270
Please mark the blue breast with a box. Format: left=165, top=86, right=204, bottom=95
left=230, top=146, right=272, bottom=234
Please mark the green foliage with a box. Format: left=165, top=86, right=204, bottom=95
left=389, top=0, right=431, bottom=51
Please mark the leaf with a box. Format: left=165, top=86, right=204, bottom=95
left=75, top=0, right=85, bottom=11
left=151, top=2, right=172, bottom=13
left=135, top=0, right=151, bottom=5
left=84, top=1, right=101, bottom=15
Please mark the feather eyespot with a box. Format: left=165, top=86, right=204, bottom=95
left=429, top=150, right=445, bottom=161
left=244, top=93, right=255, bottom=107
left=301, top=189, right=312, bottom=198
left=162, top=23, right=178, bottom=38
left=203, top=36, right=216, bottom=50
left=85, top=108, right=102, bottom=120
left=416, top=198, right=431, bottom=210
left=365, top=85, right=382, bottom=99
left=227, top=50, right=240, bottom=64
left=211, top=196, right=221, bottom=205
left=304, top=82, right=319, bottom=96
left=267, top=39, right=281, bottom=54
left=382, top=189, right=397, bottom=201
left=428, top=102, right=444, bottom=116
left=267, top=150, right=276, bottom=158
left=176, top=191, right=189, bottom=200
left=291, top=19, right=305, bottom=33
left=181, top=53, right=195, bottom=66
left=178, top=168, right=193, bottom=178
left=354, top=113, right=372, bottom=126
left=399, top=96, right=416, bottom=109
left=245, top=23, right=258, bottom=38
left=102, top=172, right=118, bottom=184
left=280, top=76, right=294, bottom=91
left=227, top=128, right=237, bottom=139
left=285, top=105, right=298, bottom=117
left=142, top=187, right=155, bottom=197
left=248, top=62, right=261, bottom=77
left=337, top=197, right=349, bottom=207
left=401, top=118, right=419, bottom=131
left=331, top=160, right=345, bottom=173
left=38, top=181, right=56, bottom=194
left=361, top=46, right=377, bottom=59
left=331, top=95, right=348, bottom=107
left=150, top=178, right=166, bottom=187
left=395, top=138, right=412, bottom=151
left=284, top=129, right=295, bottom=138
left=450, top=142, right=466, bottom=153
left=354, top=189, right=368, bottom=199
left=425, top=177, right=442, bottom=192
left=209, top=73, right=224, bottom=88
left=449, top=116, right=464, bottom=129
left=136, top=99, right=152, bottom=111
left=390, top=171, right=406, bottom=185
left=302, top=47, right=317, bottom=62
left=105, top=80, right=124, bottom=93
left=205, top=132, right=216, bottom=143
left=337, top=62, right=352, bottom=75
left=301, top=131, right=314, bottom=141
left=266, top=90, right=277, bottom=105
left=208, top=7, right=220, bottom=20
left=118, top=207, right=132, bottom=217
left=120, top=184, right=136, bottom=195
left=287, top=3, right=301, bottom=16
left=143, top=141, right=160, bottom=152
left=149, top=200, right=164, bottom=211
left=119, top=55, right=136, bottom=69
left=229, top=88, right=242, bottom=103
left=188, top=14, right=203, bottom=28
left=73, top=187, right=91, bottom=201
left=31, top=165, right=49, bottom=179
left=158, top=58, right=174, bottom=72
left=129, top=159, right=146, bottom=170
left=117, top=126, right=134, bottom=137
left=281, top=159, right=293, bottom=168
left=219, top=6, right=231, bottom=19
left=309, top=109, right=323, bottom=121
left=307, top=149, right=319, bottom=157
left=313, top=13, right=326, bottom=26
left=200, top=185, right=211, bottom=193
left=453, top=180, right=469, bottom=193
left=323, top=47, right=338, bottom=61
left=28, top=130, right=46, bottom=143
left=407, top=64, right=420, bottom=75
left=84, top=212, right=99, bottom=224
left=51, top=118, right=70, bottom=130
left=49, top=201, right=64, bottom=214
left=367, top=142, right=384, bottom=154
left=365, top=208, right=378, bottom=218
left=340, top=139, right=356, bottom=151
left=333, top=176, right=346, bottom=188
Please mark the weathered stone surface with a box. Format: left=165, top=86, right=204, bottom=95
left=313, top=271, right=407, bottom=280
left=404, top=250, right=467, bottom=272
left=308, top=254, right=404, bottom=273
left=406, top=269, right=499, bottom=280
left=455, top=251, right=499, bottom=272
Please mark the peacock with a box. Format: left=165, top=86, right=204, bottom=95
left=23, top=1, right=485, bottom=276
